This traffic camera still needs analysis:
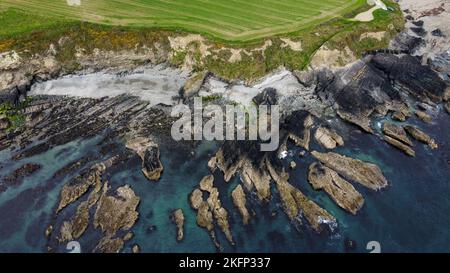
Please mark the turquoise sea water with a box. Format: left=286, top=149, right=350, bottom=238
left=0, top=110, right=448, bottom=253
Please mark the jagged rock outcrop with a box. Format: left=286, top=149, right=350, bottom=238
left=392, top=104, right=411, bottom=122
left=56, top=163, right=105, bottom=214
left=266, top=159, right=336, bottom=232
left=383, top=135, right=416, bottom=157
left=370, top=54, right=448, bottom=104
left=132, top=244, right=140, bottom=253
left=293, top=70, right=315, bottom=87
left=415, top=110, right=433, bottom=123
left=1, top=163, right=41, bottom=192
left=94, top=183, right=140, bottom=237
left=126, top=137, right=163, bottom=181
left=199, top=175, right=214, bottom=192
left=252, top=87, right=278, bottom=105
left=190, top=175, right=234, bottom=251
left=54, top=155, right=140, bottom=253
left=285, top=110, right=314, bottom=150
left=231, top=185, right=250, bottom=225
left=182, top=71, right=208, bottom=100
left=314, top=127, right=344, bottom=149
left=171, top=209, right=185, bottom=241
left=404, top=125, right=438, bottom=149
left=311, top=151, right=388, bottom=190
left=308, top=162, right=364, bottom=215
left=240, top=158, right=271, bottom=202
left=382, top=122, right=415, bottom=156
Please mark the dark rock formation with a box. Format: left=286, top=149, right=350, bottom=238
left=410, top=27, right=427, bottom=37
left=412, top=20, right=424, bottom=27
left=431, top=29, right=444, bottom=37
left=284, top=110, right=314, bottom=149
left=252, top=87, right=278, bottom=105
left=126, top=137, right=163, bottom=181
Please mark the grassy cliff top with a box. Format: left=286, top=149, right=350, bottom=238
left=0, top=0, right=368, bottom=42
left=0, top=1, right=404, bottom=81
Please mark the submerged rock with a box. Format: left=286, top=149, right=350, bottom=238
left=308, top=162, right=364, bottom=215
left=391, top=104, right=411, bottom=122
left=171, top=209, right=185, bottom=242
left=1, top=163, right=41, bottom=191
left=231, top=185, right=250, bottom=225
left=311, top=151, right=388, bottom=190
left=190, top=189, right=203, bottom=210
left=404, top=125, right=438, bottom=149
left=314, top=127, right=344, bottom=149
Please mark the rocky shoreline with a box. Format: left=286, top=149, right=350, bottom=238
left=0, top=1, right=448, bottom=253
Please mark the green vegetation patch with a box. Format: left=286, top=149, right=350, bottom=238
left=1, top=0, right=367, bottom=42
left=0, top=98, right=32, bottom=133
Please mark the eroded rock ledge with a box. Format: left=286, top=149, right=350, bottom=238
left=311, top=151, right=388, bottom=191
left=308, top=162, right=364, bottom=215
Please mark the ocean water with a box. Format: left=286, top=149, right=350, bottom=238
left=0, top=108, right=448, bottom=253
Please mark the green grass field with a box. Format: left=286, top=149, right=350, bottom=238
left=0, top=0, right=367, bottom=41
